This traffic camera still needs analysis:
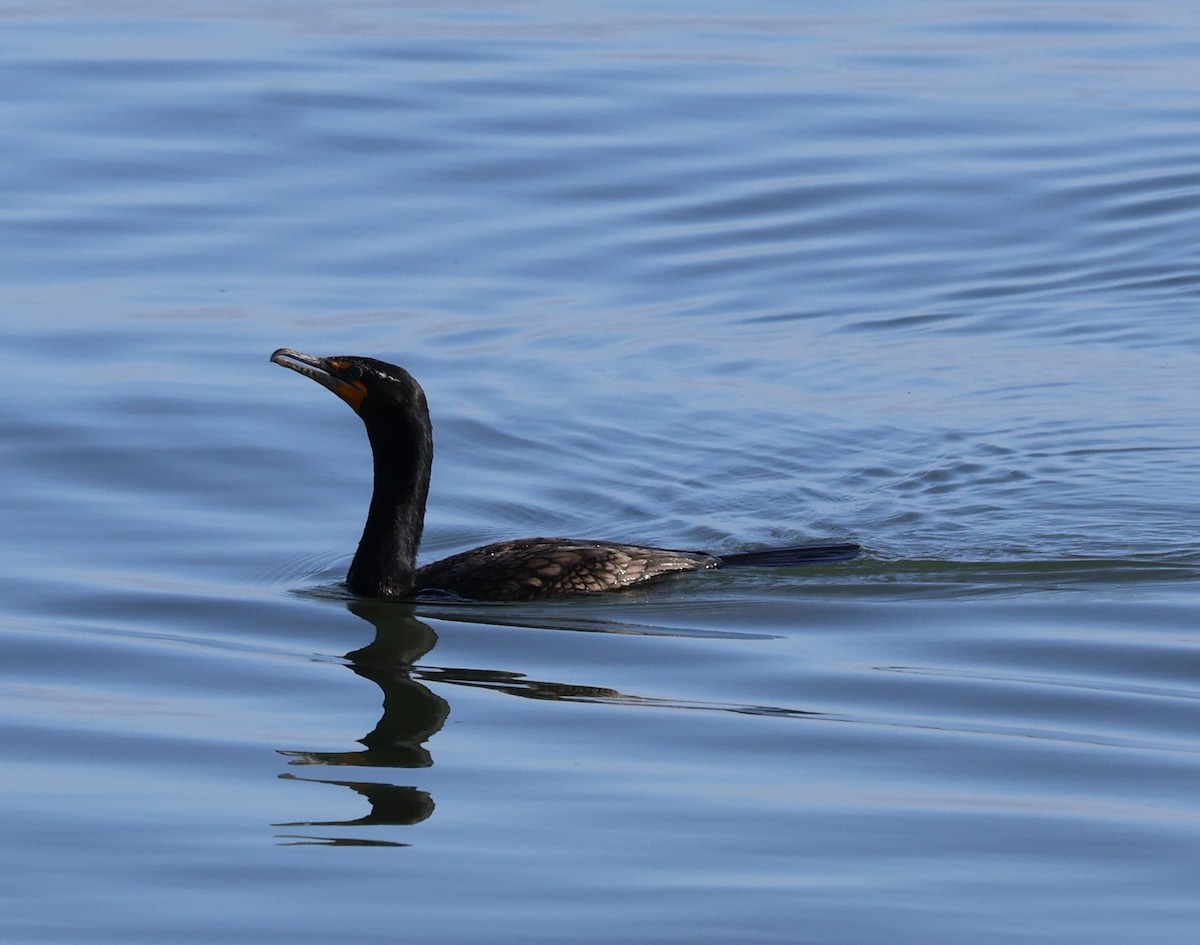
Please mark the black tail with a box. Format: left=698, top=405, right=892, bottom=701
left=718, top=542, right=861, bottom=568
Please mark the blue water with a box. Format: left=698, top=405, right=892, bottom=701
left=3, top=2, right=1200, bottom=942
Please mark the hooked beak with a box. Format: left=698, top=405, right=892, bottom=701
left=271, top=348, right=368, bottom=412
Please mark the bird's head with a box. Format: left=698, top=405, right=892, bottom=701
left=270, top=348, right=426, bottom=420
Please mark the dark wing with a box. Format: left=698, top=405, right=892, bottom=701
left=414, top=537, right=718, bottom=601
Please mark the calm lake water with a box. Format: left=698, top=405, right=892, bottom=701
left=3, top=2, right=1199, bottom=942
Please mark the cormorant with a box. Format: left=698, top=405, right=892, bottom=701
left=271, top=348, right=859, bottom=601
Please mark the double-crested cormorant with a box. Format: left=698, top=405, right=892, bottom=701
left=271, top=348, right=859, bottom=601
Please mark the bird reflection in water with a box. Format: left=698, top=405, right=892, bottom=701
left=273, top=600, right=650, bottom=845
left=274, top=600, right=824, bottom=845
left=273, top=600, right=443, bottom=846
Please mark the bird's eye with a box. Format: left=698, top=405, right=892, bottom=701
left=346, top=365, right=364, bottom=381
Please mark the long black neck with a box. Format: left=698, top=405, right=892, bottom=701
left=346, top=402, right=433, bottom=598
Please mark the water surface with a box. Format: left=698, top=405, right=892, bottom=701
left=2, top=2, right=1199, bottom=943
